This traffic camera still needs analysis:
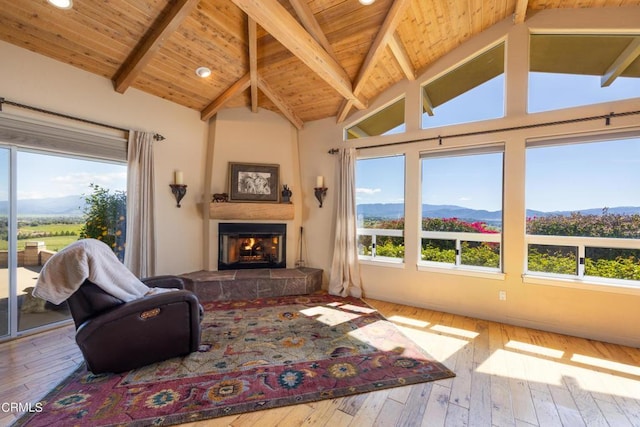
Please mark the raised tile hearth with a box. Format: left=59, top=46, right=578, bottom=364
left=181, top=268, right=322, bottom=302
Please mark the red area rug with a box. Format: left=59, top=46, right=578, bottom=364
left=15, top=293, right=454, bottom=426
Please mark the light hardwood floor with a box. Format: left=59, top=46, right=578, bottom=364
left=1, top=298, right=639, bottom=427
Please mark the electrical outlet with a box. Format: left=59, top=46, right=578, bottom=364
left=499, top=290, right=507, bottom=301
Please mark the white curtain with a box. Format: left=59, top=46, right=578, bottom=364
left=124, top=131, right=156, bottom=277
left=328, top=148, right=363, bottom=297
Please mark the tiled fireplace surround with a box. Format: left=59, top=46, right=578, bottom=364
left=181, top=267, right=323, bottom=302
left=180, top=219, right=322, bottom=301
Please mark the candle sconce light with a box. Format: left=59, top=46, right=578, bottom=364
left=314, top=175, right=327, bottom=208
left=170, top=170, right=187, bottom=208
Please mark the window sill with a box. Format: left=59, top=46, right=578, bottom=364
left=417, top=262, right=505, bottom=280
left=522, top=274, right=640, bottom=296
left=358, top=257, right=405, bottom=269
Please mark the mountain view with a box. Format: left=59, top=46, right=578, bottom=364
left=0, top=195, right=87, bottom=216
left=2, top=196, right=640, bottom=222
left=358, top=203, right=640, bottom=226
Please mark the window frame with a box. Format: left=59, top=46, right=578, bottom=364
left=524, top=130, right=640, bottom=293
left=418, top=144, right=505, bottom=275
left=355, top=153, right=406, bottom=266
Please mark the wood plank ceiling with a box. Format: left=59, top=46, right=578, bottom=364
left=1, top=0, right=639, bottom=129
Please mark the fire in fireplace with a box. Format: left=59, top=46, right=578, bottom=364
left=218, top=223, right=286, bottom=270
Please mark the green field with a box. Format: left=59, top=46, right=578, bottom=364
left=0, top=221, right=83, bottom=251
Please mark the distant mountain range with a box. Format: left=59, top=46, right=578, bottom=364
left=0, top=195, right=86, bottom=216
left=358, top=203, right=640, bottom=224
left=2, top=196, right=639, bottom=220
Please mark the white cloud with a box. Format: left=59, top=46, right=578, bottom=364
left=356, top=187, right=382, bottom=195
left=50, top=172, right=127, bottom=195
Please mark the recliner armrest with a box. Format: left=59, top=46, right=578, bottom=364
left=141, top=275, right=186, bottom=290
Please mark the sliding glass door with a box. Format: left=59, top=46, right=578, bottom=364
left=0, top=146, right=127, bottom=339
left=0, top=147, right=9, bottom=338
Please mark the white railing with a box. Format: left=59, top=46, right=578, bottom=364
left=356, top=228, right=503, bottom=267
left=525, top=234, right=640, bottom=278
left=357, top=227, right=403, bottom=259
left=420, top=230, right=502, bottom=268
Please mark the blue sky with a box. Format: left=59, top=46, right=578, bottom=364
left=0, top=150, right=126, bottom=202
left=356, top=72, right=640, bottom=212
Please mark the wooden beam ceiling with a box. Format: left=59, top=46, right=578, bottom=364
left=230, top=0, right=366, bottom=110
left=601, top=37, right=640, bottom=87
left=248, top=18, right=259, bottom=113
left=336, top=0, right=412, bottom=122
left=513, top=0, right=529, bottom=24
left=201, top=73, right=251, bottom=121
left=389, top=32, right=416, bottom=81
left=258, top=76, right=304, bottom=129
left=289, top=0, right=340, bottom=63
left=113, top=0, right=200, bottom=93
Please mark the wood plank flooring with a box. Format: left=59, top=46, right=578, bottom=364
left=1, top=298, right=639, bottom=426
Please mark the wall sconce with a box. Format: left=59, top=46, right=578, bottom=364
left=314, top=175, right=327, bottom=208
left=170, top=170, right=187, bottom=208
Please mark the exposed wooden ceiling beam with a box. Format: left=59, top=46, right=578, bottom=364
left=230, top=0, right=366, bottom=110
left=513, top=0, right=529, bottom=24
left=389, top=32, right=415, bottom=81
left=601, top=37, right=640, bottom=87
left=422, top=86, right=434, bottom=116
left=257, top=76, right=304, bottom=129
left=336, top=99, right=353, bottom=124
left=113, top=0, right=200, bottom=94
left=337, top=0, right=412, bottom=122
left=201, top=73, right=251, bottom=121
left=288, top=0, right=339, bottom=63
left=248, top=18, right=259, bottom=113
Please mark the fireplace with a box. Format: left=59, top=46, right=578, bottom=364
left=218, top=223, right=286, bottom=270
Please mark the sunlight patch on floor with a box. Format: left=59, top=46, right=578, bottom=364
left=395, top=325, right=469, bottom=362
left=476, top=349, right=640, bottom=400
left=430, top=324, right=479, bottom=339
left=505, top=340, right=565, bottom=358
left=571, top=353, right=640, bottom=377
left=300, top=305, right=362, bottom=326
left=387, top=315, right=429, bottom=328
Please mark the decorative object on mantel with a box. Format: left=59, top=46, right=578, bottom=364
left=281, top=184, right=292, bottom=203
left=314, top=175, right=327, bottom=208
left=228, top=162, right=280, bottom=202
left=212, top=193, right=228, bottom=203
left=169, top=170, right=187, bottom=208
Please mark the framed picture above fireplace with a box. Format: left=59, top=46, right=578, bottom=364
left=228, top=162, right=280, bottom=202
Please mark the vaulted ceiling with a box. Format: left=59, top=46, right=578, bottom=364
left=1, top=0, right=639, bottom=129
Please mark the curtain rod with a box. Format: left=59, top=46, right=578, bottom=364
left=328, top=109, right=640, bottom=154
left=0, top=97, right=165, bottom=141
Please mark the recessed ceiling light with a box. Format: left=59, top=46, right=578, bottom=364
left=195, top=67, right=212, bottom=78
left=359, top=0, right=375, bottom=5
left=47, top=0, right=73, bottom=9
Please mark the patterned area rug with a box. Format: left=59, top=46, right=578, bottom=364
left=15, top=293, right=455, bottom=426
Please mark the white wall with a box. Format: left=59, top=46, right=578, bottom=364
left=0, top=40, right=208, bottom=275
left=298, top=8, right=640, bottom=347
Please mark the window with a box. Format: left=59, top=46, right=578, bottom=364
left=356, top=155, right=405, bottom=263
left=420, top=146, right=503, bottom=272
left=346, top=98, right=405, bottom=140
left=422, top=44, right=504, bottom=129
left=529, top=34, right=640, bottom=113
left=0, top=113, right=128, bottom=339
left=525, top=133, right=640, bottom=286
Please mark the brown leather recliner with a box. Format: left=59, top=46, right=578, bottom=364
left=66, top=275, right=201, bottom=374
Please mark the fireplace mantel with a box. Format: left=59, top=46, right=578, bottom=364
left=209, top=202, right=294, bottom=220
